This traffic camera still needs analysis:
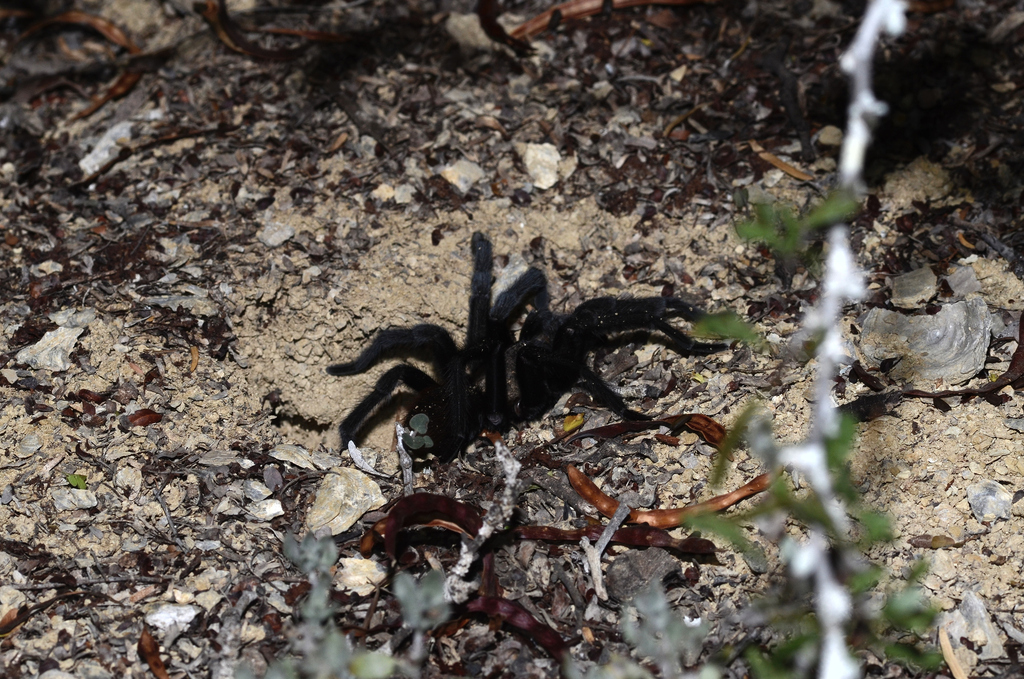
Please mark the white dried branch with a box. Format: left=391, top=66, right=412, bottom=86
left=394, top=423, right=416, bottom=496
left=444, top=436, right=522, bottom=604
left=582, top=500, right=631, bottom=601
left=753, top=3, right=906, bottom=678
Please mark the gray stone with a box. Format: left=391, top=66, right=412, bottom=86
left=16, top=432, right=42, bottom=459
left=606, top=547, right=678, bottom=603
left=945, top=265, right=983, bottom=298
left=939, top=591, right=1005, bottom=661
left=305, top=467, right=385, bottom=535
left=966, top=480, right=1012, bottom=522
left=257, top=221, right=295, bottom=247
left=16, top=326, right=84, bottom=371
left=890, top=267, right=937, bottom=308
left=440, top=159, right=486, bottom=194
left=51, top=488, right=98, bottom=511
left=515, top=142, right=561, bottom=190
left=248, top=498, right=284, bottom=521
left=858, top=298, right=991, bottom=386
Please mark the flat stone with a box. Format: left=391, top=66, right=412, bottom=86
left=257, top=221, right=295, bottom=247
left=817, top=125, right=844, bottom=146
left=334, top=557, right=388, bottom=596
left=966, top=480, right=1012, bottom=522
left=16, top=326, right=84, bottom=371
left=939, top=591, right=1004, bottom=662
left=243, top=480, right=273, bottom=501
left=51, top=488, right=98, bottom=511
left=858, top=298, right=991, bottom=386
left=305, top=467, right=385, bottom=536
left=16, top=433, right=42, bottom=459
left=145, top=603, right=199, bottom=631
left=945, top=265, right=983, bottom=298
left=79, top=121, right=134, bottom=176
left=890, top=267, right=937, bottom=308
left=248, top=498, right=284, bottom=521
left=606, top=547, right=678, bottom=603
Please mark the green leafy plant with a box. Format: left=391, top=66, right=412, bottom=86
left=66, top=474, right=87, bottom=489
left=401, top=413, right=434, bottom=450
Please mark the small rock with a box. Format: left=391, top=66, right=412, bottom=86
left=270, top=443, right=317, bottom=470
left=515, top=142, right=561, bottom=190
left=16, top=433, right=42, bottom=459
left=966, top=480, right=1012, bottom=522
left=817, top=125, right=844, bottom=146
left=243, top=480, right=273, bottom=501
left=334, top=557, right=388, bottom=596
left=741, top=542, right=770, bottom=574
left=248, top=498, right=284, bottom=521
left=305, top=468, right=385, bottom=535
left=440, top=159, right=486, bottom=194
left=257, top=221, right=295, bottom=248
left=145, top=604, right=199, bottom=631
left=858, top=298, right=991, bottom=385
left=890, top=267, right=936, bottom=308
left=945, top=265, right=983, bottom=298
left=605, top=547, right=678, bottom=603
left=79, top=121, right=134, bottom=176
left=371, top=183, right=395, bottom=201
left=39, top=671, right=78, bottom=679
left=394, top=184, right=415, bottom=204
left=16, top=326, right=85, bottom=371
left=939, top=591, right=1004, bottom=663
left=198, top=450, right=239, bottom=466
left=51, top=488, right=98, bottom=511
left=29, top=260, right=63, bottom=276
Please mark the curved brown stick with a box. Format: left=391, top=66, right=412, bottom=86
left=510, top=0, right=718, bottom=40
left=566, top=464, right=771, bottom=529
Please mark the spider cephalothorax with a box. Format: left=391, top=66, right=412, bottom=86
left=327, top=232, right=724, bottom=461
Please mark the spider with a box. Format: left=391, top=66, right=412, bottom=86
left=327, top=232, right=724, bottom=461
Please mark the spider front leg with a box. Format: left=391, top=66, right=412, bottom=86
left=326, top=325, right=459, bottom=377
left=334, top=365, right=439, bottom=448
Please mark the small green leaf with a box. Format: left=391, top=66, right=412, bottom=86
left=409, top=413, right=430, bottom=435
left=66, top=474, right=87, bottom=489
left=406, top=436, right=423, bottom=450
left=420, top=435, right=433, bottom=449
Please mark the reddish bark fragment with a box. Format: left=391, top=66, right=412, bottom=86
left=567, top=464, right=770, bottom=529
left=383, top=494, right=483, bottom=558
left=466, top=596, right=568, bottom=660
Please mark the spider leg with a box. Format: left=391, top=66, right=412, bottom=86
left=652, top=319, right=724, bottom=355
left=466, top=232, right=493, bottom=347
left=556, top=298, right=725, bottom=356
left=326, top=325, right=459, bottom=376
left=337, top=365, right=439, bottom=447
left=514, top=349, right=650, bottom=422
left=491, top=267, right=549, bottom=323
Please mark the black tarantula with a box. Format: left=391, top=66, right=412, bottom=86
left=327, top=232, right=724, bottom=461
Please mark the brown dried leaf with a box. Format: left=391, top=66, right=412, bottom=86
left=138, top=626, right=170, bottom=679
left=127, top=409, right=162, bottom=427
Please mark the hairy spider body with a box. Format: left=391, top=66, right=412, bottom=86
left=328, top=232, right=723, bottom=461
